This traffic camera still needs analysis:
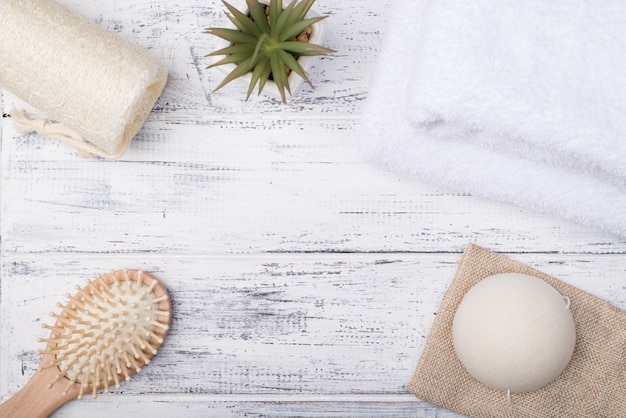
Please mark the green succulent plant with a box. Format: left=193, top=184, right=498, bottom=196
left=204, top=0, right=334, bottom=103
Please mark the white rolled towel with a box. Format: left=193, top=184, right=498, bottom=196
left=0, top=0, right=168, bottom=158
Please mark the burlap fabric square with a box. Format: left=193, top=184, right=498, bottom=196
left=408, top=244, right=626, bottom=417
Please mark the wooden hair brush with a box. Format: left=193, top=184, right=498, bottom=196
left=0, top=269, right=171, bottom=418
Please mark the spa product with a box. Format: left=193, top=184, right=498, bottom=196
left=409, top=244, right=626, bottom=416
left=0, top=269, right=171, bottom=417
left=452, top=272, right=576, bottom=395
left=0, top=0, right=167, bottom=158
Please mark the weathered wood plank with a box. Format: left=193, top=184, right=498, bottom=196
left=44, top=394, right=464, bottom=418
left=2, top=1, right=626, bottom=417
left=2, top=253, right=625, bottom=401
left=2, top=110, right=625, bottom=255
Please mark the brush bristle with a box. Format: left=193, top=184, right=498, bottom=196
left=38, top=269, right=171, bottom=400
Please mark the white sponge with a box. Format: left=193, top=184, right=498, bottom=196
left=452, top=273, right=576, bottom=394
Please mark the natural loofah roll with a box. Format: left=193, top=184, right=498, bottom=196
left=0, top=0, right=168, bottom=159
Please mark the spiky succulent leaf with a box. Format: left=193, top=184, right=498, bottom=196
left=250, top=33, right=268, bottom=64
left=207, top=52, right=256, bottom=69
left=257, top=60, right=273, bottom=94
left=207, top=53, right=250, bottom=68
left=222, top=1, right=261, bottom=36
left=246, top=0, right=270, bottom=33
left=213, top=56, right=256, bottom=91
left=247, top=57, right=271, bottom=99
left=279, top=16, right=326, bottom=41
left=273, top=1, right=298, bottom=38
left=205, top=28, right=259, bottom=45
left=277, top=49, right=312, bottom=87
left=277, top=41, right=335, bottom=56
left=205, top=44, right=256, bottom=58
left=269, top=0, right=282, bottom=31
left=269, top=52, right=289, bottom=102
left=293, top=0, right=315, bottom=20
left=205, top=0, right=334, bottom=103
left=227, top=14, right=255, bottom=35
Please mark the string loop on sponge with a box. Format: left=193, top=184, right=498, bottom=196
left=10, top=108, right=104, bottom=158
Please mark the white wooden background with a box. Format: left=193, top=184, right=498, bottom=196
left=1, top=0, right=626, bottom=417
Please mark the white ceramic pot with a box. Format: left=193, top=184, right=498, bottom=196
left=210, top=0, right=327, bottom=101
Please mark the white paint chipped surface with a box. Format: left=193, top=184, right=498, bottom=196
left=1, top=0, right=625, bottom=417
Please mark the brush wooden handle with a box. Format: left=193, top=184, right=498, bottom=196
left=0, top=269, right=171, bottom=417
left=0, top=357, right=80, bottom=418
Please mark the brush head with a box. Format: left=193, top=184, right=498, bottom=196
left=37, top=269, right=171, bottom=400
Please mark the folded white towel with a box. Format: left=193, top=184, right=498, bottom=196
left=362, top=0, right=626, bottom=237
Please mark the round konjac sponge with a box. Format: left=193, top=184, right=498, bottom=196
left=452, top=272, right=576, bottom=393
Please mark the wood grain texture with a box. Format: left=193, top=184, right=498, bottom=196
left=34, top=394, right=465, bottom=418
left=2, top=0, right=626, bottom=417
left=3, top=110, right=625, bottom=256
left=2, top=254, right=625, bottom=417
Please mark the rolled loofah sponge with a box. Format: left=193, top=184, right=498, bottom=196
left=0, top=0, right=168, bottom=158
